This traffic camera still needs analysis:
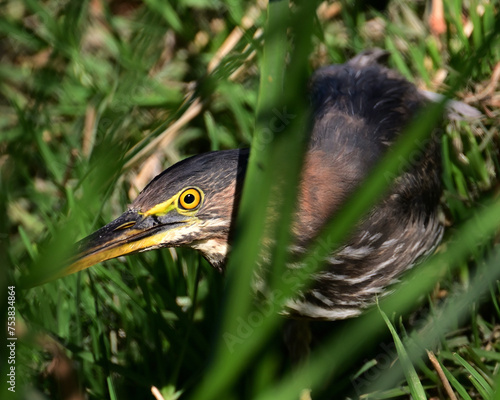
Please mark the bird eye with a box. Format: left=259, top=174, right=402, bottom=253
left=179, top=188, right=202, bottom=210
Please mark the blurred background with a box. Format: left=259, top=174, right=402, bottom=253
left=1, top=0, right=499, bottom=399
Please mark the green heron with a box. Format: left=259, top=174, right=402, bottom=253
left=49, top=50, right=475, bottom=320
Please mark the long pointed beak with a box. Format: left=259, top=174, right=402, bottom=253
left=25, top=209, right=189, bottom=287
left=64, top=210, right=158, bottom=277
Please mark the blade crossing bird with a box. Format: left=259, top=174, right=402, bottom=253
left=40, top=50, right=479, bottom=320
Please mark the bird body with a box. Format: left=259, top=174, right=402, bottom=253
left=286, top=53, right=444, bottom=319
left=58, top=51, right=447, bottom=321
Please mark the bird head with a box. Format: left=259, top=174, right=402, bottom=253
left=60, top=149, right=249, bottom=280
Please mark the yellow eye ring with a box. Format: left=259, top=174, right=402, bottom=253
left=179, top=188, right=202, bottom=210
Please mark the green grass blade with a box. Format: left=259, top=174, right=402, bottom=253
left=453, top=353, right=494, bottom=397
left=378, top=307, right=427, bottom=400
left=439, top=359, right=473, bottom=400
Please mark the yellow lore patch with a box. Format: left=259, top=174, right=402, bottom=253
left=140, top=187, right=204, bottom=217
left=141, top=197, right=176, bottom=217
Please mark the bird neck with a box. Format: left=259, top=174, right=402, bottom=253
left=190, top=238, right=229, bottom=272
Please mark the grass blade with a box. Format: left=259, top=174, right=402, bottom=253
left=378, top=307, right=427, bottom=400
